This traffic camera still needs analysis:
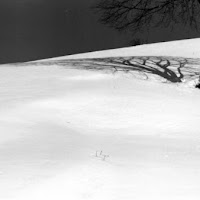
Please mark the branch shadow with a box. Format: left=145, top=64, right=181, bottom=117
left=30, top=56, right=200, bottom=84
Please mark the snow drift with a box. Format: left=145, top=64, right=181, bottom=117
left=0, top=39, right=200, bottom=200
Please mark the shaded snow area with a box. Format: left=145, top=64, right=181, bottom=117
left=1, top=40, right=200, bottom=200
left=35, top=56, right=200, bottom=87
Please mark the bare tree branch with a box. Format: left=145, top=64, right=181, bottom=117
left=94, top=0, right=200, bottom=34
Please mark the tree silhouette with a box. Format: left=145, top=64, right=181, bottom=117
left=94, top=0, right=200, bottom=34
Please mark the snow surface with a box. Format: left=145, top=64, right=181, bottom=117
left=0, top=39, right=200, bottom=200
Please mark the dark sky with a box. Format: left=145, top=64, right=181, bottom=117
left=0, top=0, right=199, bottom=64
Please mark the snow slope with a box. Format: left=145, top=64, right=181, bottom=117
left=0, top=39, right=200, bottom=200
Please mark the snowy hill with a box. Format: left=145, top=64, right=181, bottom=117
left=30, top=38, right=200, bottom=87
left=0, top=39, right=200, bottom=200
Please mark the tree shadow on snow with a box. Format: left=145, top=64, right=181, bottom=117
left=28, top=56, right=200, bottom=86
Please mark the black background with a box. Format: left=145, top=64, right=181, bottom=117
left=0, top=0, right=199, bottom=64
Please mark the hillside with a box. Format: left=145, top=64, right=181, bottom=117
left=0, top=39, right=200, bottom=200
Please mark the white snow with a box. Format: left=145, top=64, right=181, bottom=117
left=0, top=39, right=200, bottom=200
